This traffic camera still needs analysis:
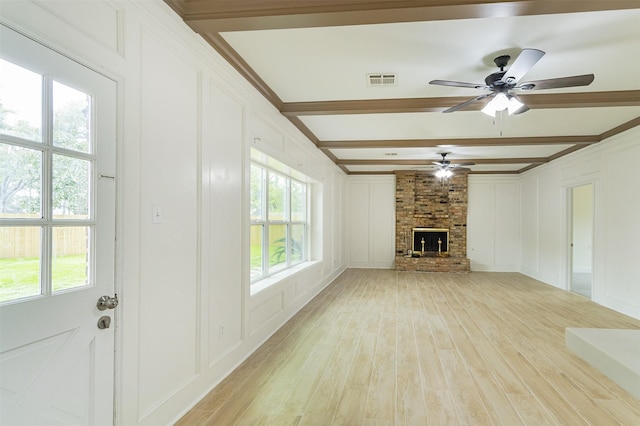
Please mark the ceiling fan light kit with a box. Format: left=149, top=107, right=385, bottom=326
left=430, top=48, right=595, bottom=115
left=432, top=153, right=473, bottom=179
left=435, top=168, right=453, bottom=178
left=480, top=92, right=525, bottom=117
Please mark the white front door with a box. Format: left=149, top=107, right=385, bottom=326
left=0, top=25, right=117, bottom=425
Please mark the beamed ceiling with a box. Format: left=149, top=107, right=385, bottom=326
left=165, top=0, right=640, bottom=174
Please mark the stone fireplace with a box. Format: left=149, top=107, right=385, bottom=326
left=395, top=170, right=470, bottom=272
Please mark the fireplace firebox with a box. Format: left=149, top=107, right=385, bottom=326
left=412, top=228, right=449, bottom=253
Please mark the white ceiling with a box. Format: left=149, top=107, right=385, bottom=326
left=167, top=1, right=640, bottom=174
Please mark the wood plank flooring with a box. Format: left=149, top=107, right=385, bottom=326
left=176, top=270, right=640, bottom=425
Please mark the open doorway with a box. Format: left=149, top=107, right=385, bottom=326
left=569, top=183, right=593, bottom=298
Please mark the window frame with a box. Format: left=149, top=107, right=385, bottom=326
left=250, top=159, right=308, bottom=284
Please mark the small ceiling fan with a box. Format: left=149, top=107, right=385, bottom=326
left=433, top=152, right=474, bottom=178
left=429, top=48, right=594, bottom=116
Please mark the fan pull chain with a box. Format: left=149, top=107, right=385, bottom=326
left=491, top=111, right=504, bottom=136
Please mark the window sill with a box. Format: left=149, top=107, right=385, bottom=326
left=250, top=260, right=320, bottom=297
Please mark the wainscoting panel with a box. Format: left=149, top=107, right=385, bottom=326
left=468, top=177, right=520, bottom=271
left=346, top=182, right=370, bottom=264
left=346, top=176, right=395, bottom=268
left=138, top=30, right=200, bottom=419
left=249, top=293, right=284, bottom=337
left=494, top=182, right=520, bottom=267
left=34, top=0, right=122, bottom=54
left=520, top=176, right=540, bottom=275
left=468, top=181, right=496, bottom=268
left=206, top=82, right=245, bottom=367
left=248, top=112, right=285, bottom=155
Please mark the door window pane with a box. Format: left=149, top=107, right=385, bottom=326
left=1, top=48, right=105, bottom=305
left=268, top=224, right=287, bottom=273
left=0, top=144, right=41, bottom=218
left=0, top=59, right=42, bottom=142
left=250, top=224, right=263, bottom=281
left=291, top=180, right=306, bottom=222
left=53, top=81, right=91, bottom=153
left=52, top=226, right=89, bottom=292
left=268, top=172, right=286, bottom=221
left=52, top=154, right=90, bottom=219
left=0, top=226, right=41, bottom=302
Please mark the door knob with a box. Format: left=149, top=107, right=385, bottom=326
left=97, top=294, right=118, bottom=310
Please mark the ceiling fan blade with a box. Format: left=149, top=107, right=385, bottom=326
left=429, top=80, right=488, bottom=90
left=515, top=74, right=595, bottom=90
left=442, top=93, right=492, bottom=113
left=452, top=162, right=475, bottom=167
left=500, top=48, right=545, bottom=85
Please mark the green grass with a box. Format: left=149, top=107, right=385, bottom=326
left=0, top=255, right=88, bottom=302
left=250, top=243, right=294, bottom=280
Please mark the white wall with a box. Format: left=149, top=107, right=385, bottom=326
left=467, top=129, right=640, bottom=319
left=1, top=1, right=347, bottom=424
left=519, top=128, right=640, bottom=319
left=467, top=176, right=520, bottom=271
left=345, top=176, right=396, bottom=268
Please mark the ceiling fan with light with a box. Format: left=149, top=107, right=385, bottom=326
left=429, top=48, right=595, bottom=117
left=433, top=152, right=474, bottom=178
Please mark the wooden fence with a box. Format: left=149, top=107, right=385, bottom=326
left=0, top=215, right=88, bottom=258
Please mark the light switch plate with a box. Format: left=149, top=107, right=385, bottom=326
left=152, top=205, right=162, bottom=224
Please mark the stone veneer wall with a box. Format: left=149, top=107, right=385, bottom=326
left=395, top=170, right=470, bottom=272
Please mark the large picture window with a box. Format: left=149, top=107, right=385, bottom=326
left=250, top=155, right=308, bottom=283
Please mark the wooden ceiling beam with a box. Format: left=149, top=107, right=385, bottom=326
left=470, top=170, right=520, bottom=175
left=165, top=0, right=640, bottom=32
left=282, top=97, right=470, bottom=116
left=518, top=116, right=640, bottom=173
left=599, top=116, right=640, bottom=140
left=281, top=91, right=640, bottom=116
left=336, top=158, right=548, bottom=166
left=317, top=135, right=599, bottom=149
left=522, top=91, right=640, bottom=109
left=343, top=169, right=521, bottom=175
left=285, top=110, right=353, bottom=173
left=200, top=32, right=283, bottom=109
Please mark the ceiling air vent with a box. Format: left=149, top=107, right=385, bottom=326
left=367, top=73, right=397, bottom=87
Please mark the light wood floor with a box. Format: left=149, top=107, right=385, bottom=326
left=177, top=269, right=640, bottom=425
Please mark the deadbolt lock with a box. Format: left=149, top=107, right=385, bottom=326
left=97, top=316, right=111, bottom=329
left=97, top=294, right=118, bottom=311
